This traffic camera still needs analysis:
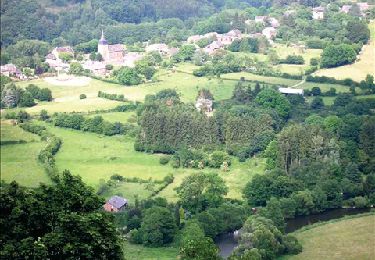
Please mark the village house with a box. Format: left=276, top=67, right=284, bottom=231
left=262, top=27, right=277, bottom=40
left=312, top=6, right=325, bottom=20
left=123, top=52, right=144, bottom=67
left=195, top=97, right=213, bottom=113
left=145, top=43, right=172, bottom=56
left=98, top=30, right=125, bottom=64
left=187, top=35, right=203, bottom=44
left=0, top=64, right=25, bottom=79
left=82, top=60, right=107, bottom=76
left=203, top=41, right=223, bottom=54
left=103, top=195, right=128, bottom=213
left=279, top=87, right=304, bottom=95
left=340, top=2, right=372, bottom=16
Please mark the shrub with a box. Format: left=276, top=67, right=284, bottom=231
left=281, top=55, right=305, bottom=65
left=80, top=94, right=87, bottom=99
left=310, top=58, right=319, bottom=66
left=352, top=196, right=369, bottom=208
left=159, top=155, right=170, bottom=165
left=209, top=151, right=231, bottom=168
left=321, top=44, right=356, bottom=68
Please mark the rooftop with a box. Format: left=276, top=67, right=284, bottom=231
left=107, top=195, right=128, bottom=209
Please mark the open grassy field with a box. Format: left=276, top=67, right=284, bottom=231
left=281, top=213, right=375, bottom=260
left=314, top=21, right=375, bottom=82
left=36, top=122, right=264, bottom=202
left=123, top=242, right=178, bottom=260
left=14, top=70, right=238, bottom=115
left=0, top=121, right=51, bottom=186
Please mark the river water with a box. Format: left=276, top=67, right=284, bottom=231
left=216, top=208, right=371, bottom=258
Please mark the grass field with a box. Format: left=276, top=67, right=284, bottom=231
left=123, top=242, right=178, bottom=260
left=314, top=21, right=375, bottom=82
left=281, top=213, right=375, bottom=260
left=35, top=122, right=264, bottom=202
left=15, top=70, right=238, bottom=115
left=0, top=121, right=51, bottom=186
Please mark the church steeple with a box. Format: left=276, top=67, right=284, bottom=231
left=98, top=29, right=108, bottom=45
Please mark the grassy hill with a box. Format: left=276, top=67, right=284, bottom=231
left=281, top=213, right=375, bottom=260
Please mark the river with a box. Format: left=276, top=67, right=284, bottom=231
left=216, top=208, right=371, bottom=258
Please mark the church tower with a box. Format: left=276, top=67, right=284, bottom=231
left=98, top=30, right=109, bottom=61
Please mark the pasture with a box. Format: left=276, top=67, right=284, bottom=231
left=0, top=121, right=51, bottom=186
left=282, top=213, right=375, bottom=260
left=314, top=21, right=375, bottom=82
left=34, top=122, right=264, bottom=203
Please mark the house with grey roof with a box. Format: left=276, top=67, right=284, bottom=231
left=103, top=195, right=128, bottom=212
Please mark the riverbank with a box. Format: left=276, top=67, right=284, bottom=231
left=280, top=212, right=375, bottom=260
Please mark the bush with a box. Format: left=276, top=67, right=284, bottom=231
left=352, top=196, right=369, bottom=208
left=310, top=58, right=319, bottom=66
left=159, top=155, right=170, bottom=165
left=80, top=94, right=87, bottom=99
left=129, top=229, right=143, bottom=244
left=280, top=55, right=305, bottom=65
left=209, top=151, right=231, bottom=168
left=283, top=235, right=303, bottom=254
left=321, top=44, right=356, bottom=68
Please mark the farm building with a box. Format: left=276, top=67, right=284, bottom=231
left=312, top=6, right=325, bottom=20
left=103, top=195, right=128, bottom=212
left=279, top=87, right=304, bottom=95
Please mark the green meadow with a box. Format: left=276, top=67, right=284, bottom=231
left=21, top=122, right=264, bottom=203
left=281, top=213, right=375, bottom=260
left=0, top=121, right=51, bottom=186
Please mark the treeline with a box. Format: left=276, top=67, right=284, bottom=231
left=136, top=86, right=294, bottom=161
left=53, top=113, right=138, bottom=136
left=0, top=172, right=123, bottom=258
left=19, top=123, right=62, bottom=181
left=1, top=83, right=52, bottom=108
left=98, top=91, right=127, bottom=102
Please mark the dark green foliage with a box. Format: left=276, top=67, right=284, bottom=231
left=280, top=55, right=304, bottom=65
left=172, top=45, right=196, bottom=62
left=139, top=206, right=177, bottom=247
left=115, top=67, right=142, bottom=86
left=231, top=215, right=301, bottom=259
left=255, top=88, right=291, bottom=119
left=80, top=93, right=87, bottom=99
left=0, top=171, right=123, bottom=259
left=159, top=155, right=170, bottom=165
left=345, top=20, right=370, bottom=44
left=18, top=91, right=35, bottom=107
left=321, top=44, right=357, bottom=68
left=98, top=91, right=126, bottom=102
left=176, top=172, right=228, bottom=213
left=310, top=97, right=324, bottom=109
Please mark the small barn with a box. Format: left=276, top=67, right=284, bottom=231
left=279, top=87, right=304, bottom=95
left=103, top=195, right=128, bottom=212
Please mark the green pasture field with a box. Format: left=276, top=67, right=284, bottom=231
left=122, top=242, right=178, bottom=260
left=15, top=71, right=238, bottom=114
left=281, top=213, right=375, bottom=260
left=35, top=122, right=264, bottom=202
left=314, top=21, right=375, bottom=82
left=0, top=121, right=51, bottom=186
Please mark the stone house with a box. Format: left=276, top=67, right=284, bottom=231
left=103, top=195, right=128, bottom=213
left=312, top=6, right=325, bottom=20
left=98, top=30, right=125, bottom=64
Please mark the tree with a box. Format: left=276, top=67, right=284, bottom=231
left=18, top=91, right=35, bottom=107
left=255, top=88, right=291, bottom=119
left=40, top=109, right=49, bottom=120
left=291, top=190, right=314, bottom=216
left=311, top=87, right=321, bottom=96
left=346, top=20, right=370, bottom=44
left=1, top=83, right=21, bottom=108
left=59, top=52, right=73, bottom=62
left=320, top=44, right=356, bottom=68
left=310, top=96, right=324, bottom=109
left=243, top=174, right=273, bottom=206
left=173, top=45, right=196, bottom=62
left=176, top=172, right=228, bottom=213
left=38, top=88, right=52, bottom=101
left=0, top=171, right=123, bottom=259
left=140, top=206, right=177, bottom=247
left=69, top=62, right=84, bottom=75
left=180, top=237, right=219, bottom=260
left=115, top=67, right=142, bottom=86
left=259, top=197, right=285, bottom=230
